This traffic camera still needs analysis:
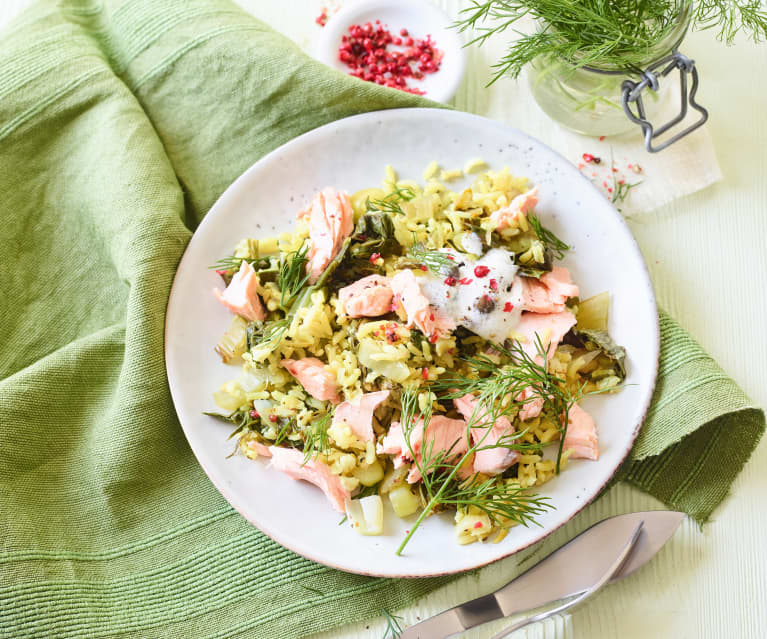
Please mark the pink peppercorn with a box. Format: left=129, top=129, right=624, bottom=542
left=473, top=265, right=490, bottom=278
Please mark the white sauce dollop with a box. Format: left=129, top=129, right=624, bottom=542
left=419, top=248, right=524, bottom=343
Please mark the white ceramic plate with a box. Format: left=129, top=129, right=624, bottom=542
left=315, top=0, right=466, bottom=103
left=165, top=108, right=659, bottom=578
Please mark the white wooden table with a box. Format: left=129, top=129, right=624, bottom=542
left=3, top=1, right=764, bottom=637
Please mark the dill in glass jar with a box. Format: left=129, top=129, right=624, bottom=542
left=527, top=1, right=693, bottom=136
left=455, top=0, right=767, bottom=150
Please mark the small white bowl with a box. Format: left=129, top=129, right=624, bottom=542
left=315, top=0, right=466, bottom=103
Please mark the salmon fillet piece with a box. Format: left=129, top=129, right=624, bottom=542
left=213, top=260, right=266, bottom=322
left=454, top=394, right=520, bottom=475
left=490, top=187, right=538, bottom=230
left=268, top=446, right=351, bottom=512
left=338, top=274, right=393, bottom=318
left=379, top=415, right=469, bottom=483
left=390, top=269, right=456, bottom=340
left=281, top=357, right=340, bottom=404
left=300, top=187, right=354, bottom=284
left=332, top=390, right=390, bottom=443
left=514, top=310, right=577, bottom=362
left=519, top=267, right=579, bottom=314
left=563, top=403, right=599, bottom=460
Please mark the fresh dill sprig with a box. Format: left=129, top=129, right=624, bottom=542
left=381, top=608, right=404, bottom=639
left=611, top=177, right=642, bottom=206
left=302, top=410, right=333, bottom=465
left=248, top=238, right=351, bottom=355
left=606, top=149, right=642, bottom=208
left=209, top=254, right=274, bottom=273
left=278, top=242, right=311, bottom=307
left=203, top=408, right=260, bottom=440
left=433, top=473, right=551, bottom=528
left=366, top=186, right=416, bottom=216
left=248, top=318, right=289, bottom=353
left=395, top=376, right=554, bottom=555
left=439, top=334, right=581, bottom=473
left=273, top=418, right=294, bottom=446
left=693, top=0, right=767, bottom=44
left=454, top=1, right=767, bottom=84
left=395, top=334, right=586, bottom=553
left=528, top=214, right=570, bottom=260
left=406, top=238, right=456, bottom=275
left=209, top=255, right=249, bottom=271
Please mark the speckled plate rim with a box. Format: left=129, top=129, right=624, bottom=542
left=164, top=108, right=660, bottom=578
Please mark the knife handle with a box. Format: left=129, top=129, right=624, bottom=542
left=488, top=520, right=644, bottom=639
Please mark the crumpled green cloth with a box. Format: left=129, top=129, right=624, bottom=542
left=0, top=1, right=762, bottom=638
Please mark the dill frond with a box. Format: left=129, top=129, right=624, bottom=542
left=277, top=242, right=310, bottom=307
left=302, top=410, right=333, bottom=464
left=381, top=608, right=404, bottom=639
left=406, top=239, right=456, bottom=275
left=366, top=186, right=416, bottom=216
left=528, top=214, right=570, bottom=260
left=454, top=1, right=767, bottom=83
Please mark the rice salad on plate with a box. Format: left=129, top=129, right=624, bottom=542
left=206, top=162, right=627, bottom=553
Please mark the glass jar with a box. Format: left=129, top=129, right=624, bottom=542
left=528, top=1, right=700, bottom=140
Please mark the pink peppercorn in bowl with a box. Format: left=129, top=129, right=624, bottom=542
left=315, top=0, right=466, bottom=103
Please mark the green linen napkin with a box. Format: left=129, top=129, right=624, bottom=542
left=0, top=1, right=762, bottom=638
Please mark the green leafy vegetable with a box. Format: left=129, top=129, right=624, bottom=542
left=564, top=328, right=627, bottom=380
left=350, top=212, right=399, bottom=260
left=273, top=418, right=295, bottom=446
left=516, top=264, right=548, bottom=279
left=247, top=318, right=289, bottom=352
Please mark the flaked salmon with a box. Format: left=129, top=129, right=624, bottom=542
left=514, top=310, right=577, bottom=362
left=516, top=388, right=545, bottom=422
left=213, top=260, right=266, bottom=322
left=300, top=187, right=354, bottom=284
left=490, top=187, right=538, bottom=230
left=512, top=310, right=576, bottom=421
left=338, top=274, right=393, bottom=318
left=378, top=415, right=469, bottom=483
left=454, top=393, right=520, bottom=475
left=390, top=269, right=456, bottom=340
left=281, top=357, right=340, bottom=404
left=563, top=403, right=599, bottom=460
left=332, top=390, right=390, bottom=442
left=268, top=446, right=351, bottom=512
left=519, top=267, right=579, bottom=314
left=246, top=440, right=272, bottom=457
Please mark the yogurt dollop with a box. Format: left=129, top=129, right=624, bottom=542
left=418, top=248, right=524, bottom=343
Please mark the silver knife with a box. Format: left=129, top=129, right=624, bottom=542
left=400, top=511, right=684, bottom=639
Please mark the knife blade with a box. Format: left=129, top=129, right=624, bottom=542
left=400, top=511, right=684, bottom=639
